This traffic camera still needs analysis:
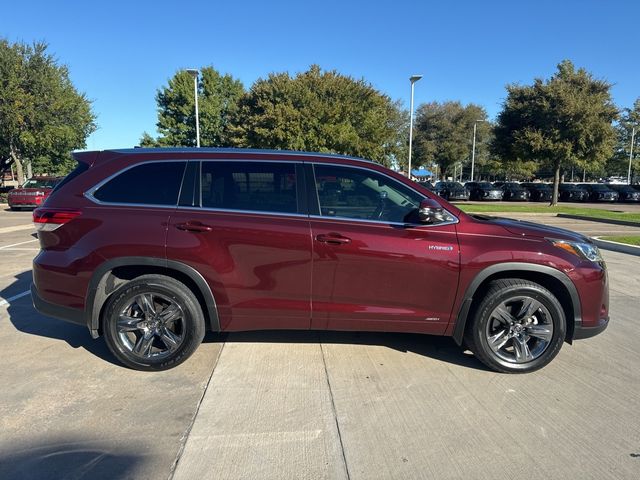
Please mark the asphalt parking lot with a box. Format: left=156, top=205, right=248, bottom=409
left=1, top=206, right=639, bottom=479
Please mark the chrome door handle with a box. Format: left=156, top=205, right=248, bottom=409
left=176, top=222, right=212, bottom=233
left=315, top=233, right=351, bottom=245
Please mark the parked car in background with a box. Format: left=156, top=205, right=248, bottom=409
left=558, top=184, right=589, bottom=202
left=578, top=184, right=619, bottom=202
left=433, top=181, right=469, bottom=201
left=31, top=147, right=609, bottom=374
left=7, top=176, right=62, bottom=210
left=465, top=182, right=504, bottom=201
left=521, top=183, right=553, bottom=202
left=606, top=184, right=640, bottom=202
left=499, top=182, right=530, bottom=201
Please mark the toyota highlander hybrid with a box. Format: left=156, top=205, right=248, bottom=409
left=31, top=148, right=609, bottom=372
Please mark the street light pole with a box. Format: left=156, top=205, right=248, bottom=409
left=470, top=119, right=485, bottom=182
left=186, top=69, right=200, bottom=147
left=628, top=126, right=636, bottom=185
left=408, top=74, right=423, bottom=178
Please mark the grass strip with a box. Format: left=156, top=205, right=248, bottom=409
left=598, top=236, right=640, bottom=246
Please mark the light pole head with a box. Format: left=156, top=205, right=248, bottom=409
left=410, top=74, right=423, bottom=84
left=186, top=69, right=199, bottom=78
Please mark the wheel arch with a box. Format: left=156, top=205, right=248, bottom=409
left=84, top=257, right=220, bottom=337
left=452, top=263, right=581, bottom=346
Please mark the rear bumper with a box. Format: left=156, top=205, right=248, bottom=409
left=8, top=201, right=40, bottom=207
left=31, top=283, right=85, bottom=327
left=573, top=317, right=609, bottom=340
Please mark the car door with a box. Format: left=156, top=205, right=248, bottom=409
left=308, top=163, right=460, bottom=335
left=166, top=159, right=312, bottom=332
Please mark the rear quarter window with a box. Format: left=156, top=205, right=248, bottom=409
left=92, top=161, right=186, bottom=206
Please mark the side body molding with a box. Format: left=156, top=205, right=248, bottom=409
left=452, top=262, right=582, bottom=345
left=85, top=256, right=221, bottom=337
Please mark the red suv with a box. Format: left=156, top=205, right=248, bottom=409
left=32, top=149, right=609, bottom=372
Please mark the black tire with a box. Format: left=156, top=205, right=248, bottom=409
left=102, top=274, right=205, bottom=371
left=464, top=279, right=566, bottom=373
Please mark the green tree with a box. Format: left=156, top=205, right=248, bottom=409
left=141, top=67, right=244, bottom=147
left=0, top=39, right=96, bottom=183
left=412, top=101, right=490, bottom=180
left=606, top=98, right=639, bottom=181
left=231, top=65, right=408, bottom=167
left=493, top=60, right=618, bottom=205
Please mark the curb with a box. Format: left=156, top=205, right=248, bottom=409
left=557, top=213, right=640, bottom=227
left=592, top=237, right=640, bottom=257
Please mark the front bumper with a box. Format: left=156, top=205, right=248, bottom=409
left=574, top=317, right=609, bottom=339
left=449, top=193, right=469, bottom=200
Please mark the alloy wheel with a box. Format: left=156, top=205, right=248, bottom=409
left=116, top=292, right=185, bottom=360
left=485, top=295, right=554, bottom=364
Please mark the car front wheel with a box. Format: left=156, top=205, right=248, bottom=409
left=102, top=274, right=205, bottom=371
left=464, top=279, right=566, bottom=373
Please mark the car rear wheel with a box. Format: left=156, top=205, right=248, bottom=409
left=464, top=279, right=566, bottom=373
left=102, top=274, right=205, bottom=371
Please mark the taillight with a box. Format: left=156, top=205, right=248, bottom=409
left=33, top=208, right=81, bottom=232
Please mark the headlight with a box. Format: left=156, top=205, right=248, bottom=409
left=548, top=239, right=602, bottom=262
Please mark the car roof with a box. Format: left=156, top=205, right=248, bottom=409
left=76, top=147, right=376, bottom=165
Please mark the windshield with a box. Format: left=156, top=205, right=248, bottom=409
left=505, top=183, right=523, bottom=189
left=560, top=184, right=578, bottom=190
left=478, top=183, right=495, bottom=189
left=21, top=178, right=58, bottom=189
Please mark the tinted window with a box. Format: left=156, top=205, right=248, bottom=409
left=93, top=161, right=186, bottom=205
left=313, top=164, right=423, bottom=223
left=201, top=161, right=298, bottom=214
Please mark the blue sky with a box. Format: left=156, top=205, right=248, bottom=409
left=3, top=0, right=638, bottom=150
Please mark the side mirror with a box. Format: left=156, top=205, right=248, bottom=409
left=418, top=198, right=453, bottom=224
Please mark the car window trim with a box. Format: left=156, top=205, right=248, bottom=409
left=85, top=158, right=304, bottom=212
left=308, top=161, right=458, bottom=227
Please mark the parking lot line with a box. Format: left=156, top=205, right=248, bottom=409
left=0, top=224, right=33, bottom=234
left=0, top=290, right=30, bottom=307
left=0, top=239, right=38, bottom=250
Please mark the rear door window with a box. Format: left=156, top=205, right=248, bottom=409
left=92, top=161, right=186, bottom=206
left=200, top=161, right=298, bottom=214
